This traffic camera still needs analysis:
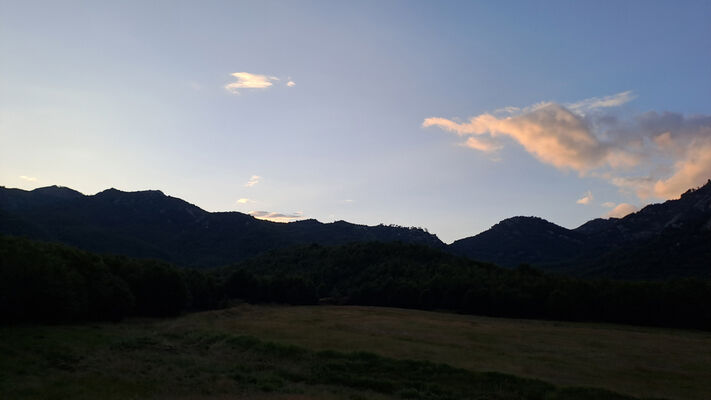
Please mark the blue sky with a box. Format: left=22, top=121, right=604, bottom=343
left=1, top=0, right=710, bottom=242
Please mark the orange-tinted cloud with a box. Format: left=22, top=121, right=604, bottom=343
left=653, top=140, right=711, bottom=199
left=424, top=103, right=622, bottom=172
left=424, top=92, right=711, bottom=201
left=576, top=191, right=593, bottom=205
left=464, top=136, right=502, bottom=152
left=248, top=210, right=304, bottom=223
left=604, top=203, right=638, bottom=218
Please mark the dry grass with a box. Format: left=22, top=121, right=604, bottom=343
left=3, top=305, right=708, bottom=400
left=164, top=304, right=711, bottom=400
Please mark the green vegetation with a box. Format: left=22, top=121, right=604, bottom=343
left=0, top=306, right=678, bottom=400
left=3, top=236, right=711, bottom=331
left=227, top=242, right=711, bottom=330
left=0, top=235, right=219, bottom=322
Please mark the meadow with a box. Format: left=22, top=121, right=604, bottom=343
left=3, top=304, right=710, bottom=400
left=179, top=305, right=711, bottom=400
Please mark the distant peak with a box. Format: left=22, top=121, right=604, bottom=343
left=497, top=216, right=550, bottom=225
left=573, top=217, right=615, bottom=234
left=31, top=185, right=84, bottom=199
left=293, top=218, right=320, bottom=224
left=96, top=188, right=166, bottom=197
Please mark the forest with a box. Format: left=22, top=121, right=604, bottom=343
left=2, top=235, right=710, bottom=330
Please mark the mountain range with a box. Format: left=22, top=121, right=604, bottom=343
left=0, top=186, right=442, bottom=268
left=1, top=180, right=710, bottom=279
left=450, top=180, right=711, bottom=279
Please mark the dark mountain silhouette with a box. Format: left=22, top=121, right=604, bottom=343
left=450, top=179, right=711, bottom=279
left=1, top=180, right=710, bottom=278
left=449, top=216, right=586, bottom=267
left=0, top=186, right=443, bottom=267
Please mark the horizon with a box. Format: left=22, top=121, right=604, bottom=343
left=5, top=179, right=706, bottom=244
left=2, top=1, right=710, bottom=242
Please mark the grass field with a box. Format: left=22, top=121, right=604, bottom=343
left=2, top=304, right=710, bottom=399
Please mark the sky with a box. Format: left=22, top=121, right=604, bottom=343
left=1, top=0, right=710, bottom=243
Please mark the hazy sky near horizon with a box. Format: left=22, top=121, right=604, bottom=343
left=2, top=0, right=710, bottom=242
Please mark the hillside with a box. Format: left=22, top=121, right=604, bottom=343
left=4, top=235, right=710, bottom=329
left=450, top=180, right=711, bottom=279
left=449, top=216, right=586, bottom=267
left=2, top=180, right=710, bottom=278
left=0, top=186, right=442, bottom=267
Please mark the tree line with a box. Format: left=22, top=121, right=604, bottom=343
left=2, top=236, right=710, bottom=330
left=226, top=242, right=711, bottom=330
left=0, top=235, right=219, bottom=322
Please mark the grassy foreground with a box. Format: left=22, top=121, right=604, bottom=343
left=189, top=305, right=711, bottom=400
left=2, top=305, right=708, bottom=400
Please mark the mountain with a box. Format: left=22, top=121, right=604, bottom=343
left=0, top=186, right=443, bottom=267
left=571, top=181, right=711, bottom=279
left=450, top=179, right=711, bottom=279
left=449, top=216, right=586, bottom=267
left=2, top=180, right=710, bottom=278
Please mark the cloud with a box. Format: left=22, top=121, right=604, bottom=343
left=576, top=191, right=594, bottom=205
left=225, top=72, right=279, bottom=94
left=604, top=203, right=638, bottom=218
left=286, top=81, right=296, bottom=87
left=249, top=210, right=304, bottom=223
left=464, top=136, right=502, bottom=152
left=424, top=102, right=620, bottom=172
left=493, top=106, right=522, bottom=115
left=567, top=90, right=636, bottom=114
left=652, top=140, right=711, bottom=198
left=424, top=91, right=711, bottom=201
left=236, top=198, right=254, bottom=204
left=244, top=175, right=261, bottom=187
left=19, top=175, right=38, bottom=182
left=601, top=201, right=616, bottom=208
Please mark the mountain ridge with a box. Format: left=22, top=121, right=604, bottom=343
left=0, top=185, right=444, bottom=267
left=1, top=179, right=710, bottom=278
left=450, top=179, right=711, bottom=278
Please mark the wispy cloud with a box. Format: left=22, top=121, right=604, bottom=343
left=424, top=91, right=711, bottom=201
left=567, top=90, right=636, bottom=114
left=604, top=203, right=638, bottom=218
left=236, top=198, right=254, bottom=204
left=601, top=201, right=616, bottom=208
left=249, top=210, right=304, bottom=223
left=225, top=72, right=279, bottom=94
left=19, top=175, right=38, bottom=182
left=244, top=175, right=261, bottom=187
left=286, top=81, right=296, bottom=87
left=464, top=136, right=503, bottom=153
left=576, top=191, right=594, bottom=205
